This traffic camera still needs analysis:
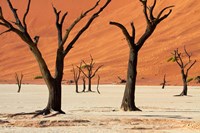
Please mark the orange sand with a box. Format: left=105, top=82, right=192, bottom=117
left=0, top=0, right=200, bottom=85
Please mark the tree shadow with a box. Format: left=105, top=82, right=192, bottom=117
left=140, top=114, right=192, bottom=120
left=9, top=112, right=36, bottom=118
left=8, top=111, right=65, bottom=119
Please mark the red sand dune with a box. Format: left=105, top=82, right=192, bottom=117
left=0, top=0, right=200, bottom=85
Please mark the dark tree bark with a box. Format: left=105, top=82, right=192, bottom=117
left=172, top=47, right=196, bottom=96
left=121, top=50, right=141, bottom=111
left=0, top=0, right=111, bottom=116
left=82, top=76, right=86, bottom=92
left=110, top=0, right=173, bottom=111
left=161, top=74, right=166, bottom=89
left=78, top=55, right=103, bottom=92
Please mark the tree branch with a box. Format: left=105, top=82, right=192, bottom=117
left=64, top=0, right=111, bottom=56
left=139, top=0, right=150, bottom=25
left=0, top=7, right=3, bottom=18
left=156, top=9, right=173, bottom=24
left=7, top=0, right=24, bottom=31
left=92, top=65, right=103, bottom=78
left=110, top=21, right=133, bottom=48
left=61, top=0, right=101, bottom=48
left=131, top=22, right=135, bottom=44
left=23, top=0, right=31, bottom=30
left=183, top=46, right=192, bottom=68
left=0, top=28, right=12, bottom=35
left=174, top=49, right=183, bottom=68
left=186, top=60, right=196, bottom=76
left=52, top=5, right=68, bottom=46
left=157, top=6, right=174, bottom=20
left=77, top=66, right=88, bottom=78
left=148, top=0, right=156, bottom=21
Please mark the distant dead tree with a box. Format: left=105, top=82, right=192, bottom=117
left=15, top=73, right=23, bottom=93
left=168, top=46, right=196, bottom=96
left=160, top=74, right=166, bottom=89
left=78, top=55, right=103, bottom=92
left=72, top=62, right=82, bottom=93
left=118, top=76, right=126, bottom=84
left=0, top=0, right=111, bottom=116
left=110, top=0, right=173, bottom=111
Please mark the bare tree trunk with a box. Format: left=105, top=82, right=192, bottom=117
left=121, top=50, right=141, bottom=111
left=110, top=0, right=173, bottom=111
left=88, top=77, right=92, bottom=92
left=82, top=77, right=86, bottom=92
left=45, top=80, right=62, bottom=111
left=161, top=74, right=166, bottom=89
left=75, top=81, right=79, bottom=93
left=33, top=48, right=65, bottom=116
left=180, top=70, right=188, bottom=96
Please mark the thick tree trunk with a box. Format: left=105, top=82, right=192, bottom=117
left=121, top=49, right=141, bottom=111
left=75, top=81, right=79, bottom=93
left=31, top=47, right=65, bottom=115
left=180, top=70, right=188, bottom=96
left=45, top=80, right=62, bottom=112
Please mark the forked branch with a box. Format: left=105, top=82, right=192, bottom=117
left=64, top=0, right=111, bottom=55
left=23, top=0, right=31, bottom=30
left=136, top=0, right=174, bottom=51
left=109, top=21, right=134, bottom=48
left=0, top=0, right=39, bottom=46
left=172, top=47, right=196, bottom=76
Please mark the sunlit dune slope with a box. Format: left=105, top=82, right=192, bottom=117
left=0, top=0, right=200, bottom=85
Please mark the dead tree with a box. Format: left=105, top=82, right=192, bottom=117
left=15, top=73, right=23, bottom=93
left=110, top=0, right=173, bottom=111
left=118, top=76, right=126, bottom=84
left=0, top=0, right=111, bottom=116
left=170, top=47, right=196, bottom=96
left=78, top=55, right=103, bottom=92
left=72, top=62, right=82, bottom=93
left=160, top=74, right=166, bottom=89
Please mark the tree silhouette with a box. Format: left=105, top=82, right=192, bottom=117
left=110, top=0, right=173, bottom=111
left=0, top=0, right=111, bottom=115
left=72, top=62, right=82, bottom=93
left=168, top=46, right=196, bottom=96
left=78, top=55, right=103, bottom=92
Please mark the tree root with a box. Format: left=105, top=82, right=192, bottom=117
left=121, top=106, right=142, bottom=111
left=133, top=107, right=142, bottom=111
left=174, top=93, right=187, bottom=97
left=32, top=108, right=65, bottom=118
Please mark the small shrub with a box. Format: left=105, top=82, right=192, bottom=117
left=187, top=77, right=193, bottom=83
left=34, top=75, right=43, bottom=79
